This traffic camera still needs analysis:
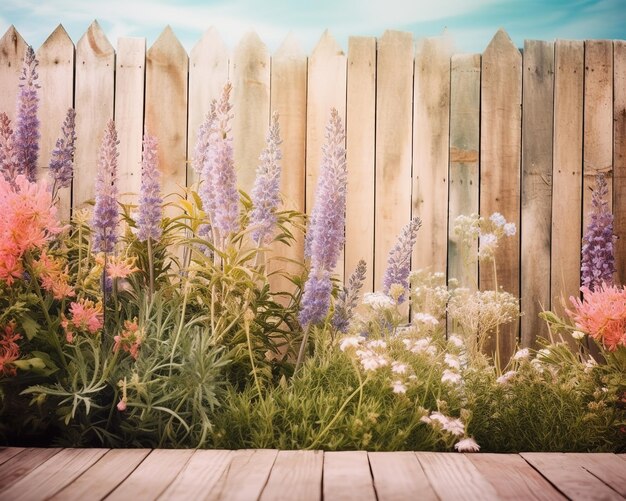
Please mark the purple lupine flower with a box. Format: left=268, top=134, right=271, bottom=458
left=14, top=46, right=40, bottom=182
left=0, top=112, right=18, bottom=182
left=48, top=108, right=76, bottom=190
left=193, top=104, right=216, bottom=177
left=332, top=259, right=367, bottom=333
left=298, top=268, right=333, bottom=327
left=196, top=103, right=217, bottom=242
left=304, top=108, right=347, bottom=271
left=250, top=111, right=282, bottom=245
left=581, top=173, right=615, bottom=290
left=382, top=217, right=422, bottom=303
left=136, top=133, right=162, bottom=242
left=92, top=120, right=120, bottom=253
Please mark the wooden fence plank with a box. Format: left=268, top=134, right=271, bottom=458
left=115, top=37, right=146, bottom=204
left=448, top=53, right=481, bottom=290
left=368, top=451, right=438, bottom=501
left=36, top=24, right=74, bottom=219
left=73, top=20, right=114, bottom=207
left=306, top=31, right=347, bottom=280
left=323, top=451, right=376, bottom=501
left=467, top=453, right=566, bottom=500
left=160, top=450, right=233, bottom=500
left=521, top=40, right=555, bottom=347
left=567, top=453, right=626, bottom=497
left=0, top=448, right=107, bottom=501
left=521, top=452, right=621, bottom=500
left=479, top=28, right=522, bottom=361
left=551, top=40, right=583, bottom=340
left=0, top=447, right=61, bottom=491
left=268, top=33, right=307, bottom=297
left=259, top=450, right=323, bottom=501
left=614, top=40, right=626, bottom=286
left=50, top=448, right=150, bottom=501
left=0, top=447, right=25, bottom=466
left=374, top=30, right=414, bottom=290
left=187, top=27, right=229, bottom=187
left=415, top=452, right=500, bottom=500
left=145, top=26, right=188, bottom=205
left=107, top=449, right=194, bottom=500
left=346, top=36, right=376, bottom=293
left=0, top=25, right=28, bottom=121
left=207, top=449, right=278, bottom=501
left=231, top=31, right=271, bottom=194
left=413, top=34, right=453, bottom=274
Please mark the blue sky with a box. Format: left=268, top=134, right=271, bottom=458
left=1, top=0, right=624, bottom=54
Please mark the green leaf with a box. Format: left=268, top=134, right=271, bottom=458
left=20, top=315, right=41, bottom=340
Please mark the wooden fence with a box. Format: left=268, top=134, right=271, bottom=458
left=1, top=22, right=625, bottom=361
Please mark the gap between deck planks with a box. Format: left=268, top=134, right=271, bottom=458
left=0, top=449, right=624, bottom=500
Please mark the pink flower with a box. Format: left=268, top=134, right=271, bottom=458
left=113, top=319, right=142, bottom=360
left=33, top=251, right=75, bottom=299
left=106, top=255, right=138, bottom=280
left=68, top=299, right=104, bottom=335
left=117, top=398, right=127, bottom=412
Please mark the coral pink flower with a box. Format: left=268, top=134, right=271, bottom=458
left=33, top=251, right=75, bottom=299
left=117, top=398, right=127, bottom=411
left=0, top=321, right=22, bottom=377
left=106, top=256, right=138, bottom=280
left=68, top=299, right=104, bottom=334
left=113, top=319, right=142, bottom=360
left=569, top=284, right=626, bottom=352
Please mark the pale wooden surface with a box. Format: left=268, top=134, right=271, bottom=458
left=36, top=24, right=74, bottom=219
left=448, top=53, right=481, bottom=291
left=479, top=29, right=522, bottom=361
left=231, top=31, right=271, bottom=194
left=374, top=30, right=414, bottom=291
left=345, top=36, right=376, bottom=293
left=412, top=34, right=453, bottom=274
left=1, top=449, right=625, bottom=500
left=115, top=37, right=146, bottom=205
left=0, top=25, right=28, bottom=122
left=520, top=40, right=554, bottom=348
left=73, top=21, right=115, bottom=207
left=614, top=40, right=626, bottom=286
left=550, top=40, right=583, bottom=344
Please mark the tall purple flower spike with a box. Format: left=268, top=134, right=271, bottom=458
left=298, top=268, right=333, bottom=327
left=383, top=217, right=422, bottom=303
left=250, top=111, right=282, bottom=245
left=332, top=259, right=367, bottom=333
left=92, top=120, right=120, bottom=253
left=196, top=102, right=217, bottom=242
left=136, top=133, right=163, bottom=243
left=48, top=108, right=76, bottom=190
left=14, top=46, right=40, bottom=182
left=581, top=173, right=615, bottom=290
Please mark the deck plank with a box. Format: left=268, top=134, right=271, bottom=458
left=467, top=453, right=565, bottom=500
left=369, top=451, right=437, bottom=501
left=0, top=447, right=61, bottom=491
left=159, top=450, right=233, bottom=500
left=566, top=453, right=626, bottom=497
left=521, top=452, right=622, bottom=500
left=0, top=448, right=107, bottom=500
left=50, top=448, right=150, bottom=500
left=323, top=451, right=376, bottom=501
left=0, top=447, right=25, bottom=466
left=415, top=452, right=500, bottom=500
left=207, top=449, right=278, bottom=501
left=107, top=449, right=194, bottom=500
left=259, top=450, right=323, bottom=501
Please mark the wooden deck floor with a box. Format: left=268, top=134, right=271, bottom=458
left=0, top=448, right=624, bottom=500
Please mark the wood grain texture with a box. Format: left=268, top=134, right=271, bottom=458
left=73, top=21, right=115, bottom=207
left=260, top=450, right=323, bottom=501
left=323, top=451, right=376, bottom=501
left=374, top=30, right=414, bottom=290
left=521, top=40, right=555, bottom=348
left=0, top=447, right=25, bottom=466
left=187, top=27, right=230, bottom=187
left=0, top=448, right=107, bottom=501
left=567, top=453, right=626, bottom=497
left=369, top=451, right=438, bottom=501
left=521, top=452, right=622, bottom=500
left=614, top=40, right=626, bottom=286
left=479, top=29, right=522, bottom=361
left=0, top=447, right=61, bottom=491
left=36, top=25, right=74, bottom=219
left=231, top=31, right=271, bottom=194
left=115, top=37, right=146, bottom=204
left=448, top=53, right=481, bottom=290
left=0, top=25, right=28, bottom=121
left=346, top=36, right=376, bottom=293
left=467, top=453, right=565, bottom=500
left=145, top=26, right=188, bottom=204
left=160, top=449, right=233, bottom=500
left=107, top=449, right=194, bottom=500
left=207, top=449, right=278, bottom=501
left=551, top=40, right=583, bottom=342
left=50, top=448, right=149, bottom=501
left=415, top=452, right=500, bottom=500
left=412, top=34, right=453, bottom=274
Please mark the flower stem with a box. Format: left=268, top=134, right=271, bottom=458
left=295, top=325, right=311, bottom=375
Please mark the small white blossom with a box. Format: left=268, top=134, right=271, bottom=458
left=392, top=380, right=407, bottom=394
left=479, top=232, right=498, bottom=257
left=363, top=292, right=395, bottom=310
left=444, top=354, right=461, bottom=370
left=503, top=222, right=516, bottom=237
left=490, top=212, right=506, bottom=227
left=441, top=369, right=462, bottom=385
left=513, top=348, right=530, bottom=360
left=391, top=362, right=408, bottom=374
left=454, top=437, right=480, bottom=452
left=448, top=334, right=464, bottom=348
left=420, top=415, right=432, bottom=424
left=359, top=353, right=389, bottom=371
left=413, top=312, right=439, bottom=326
left=572, top=330, right=586, bottom=340
left=444, top=418, right=465, bottom=436
left=339, top=336, right=363, bottom=351
left=367, top=339, right=387, bottom=349
left=496, top=370, right=517, bottom=384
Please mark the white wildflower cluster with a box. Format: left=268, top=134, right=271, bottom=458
left=421, top=411, right=465, bottom=436
left=513, top=347, right=530, bottom=360
left=402, top=337, right=437, bottom=357
left=339, top=335, right=364, bottom=351
left=355, top=344, right=390, bottom=372
left=412, top=312, right=439, bottom=327
left=363, top=291, right=395, bottom=310
left=453, top=212, right=516, bottom=262
left=454, top=437, right=480, bottom=452
left=441, top=369, right=463, bottom=385
left=496, top=370, right=517, bottom=384
left=448, top=334, right=464, bottom=349
left=409, top=269, right=452, bottom=322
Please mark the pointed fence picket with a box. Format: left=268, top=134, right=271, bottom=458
left=1, top=23, right=625, bottom=363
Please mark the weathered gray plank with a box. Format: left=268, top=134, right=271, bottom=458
left=0, top=447, right=61, bottom=491
left=323, top=451, right=376, bottom=501
left=259, top=450, right=323, bottom=501
left=0, top=25, right=28, bottom=121
left=614, top=40, right=626, bottom=286
left=369, top=451, right=438, bottom=501
left=567, top=453, right=626, bottom=497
